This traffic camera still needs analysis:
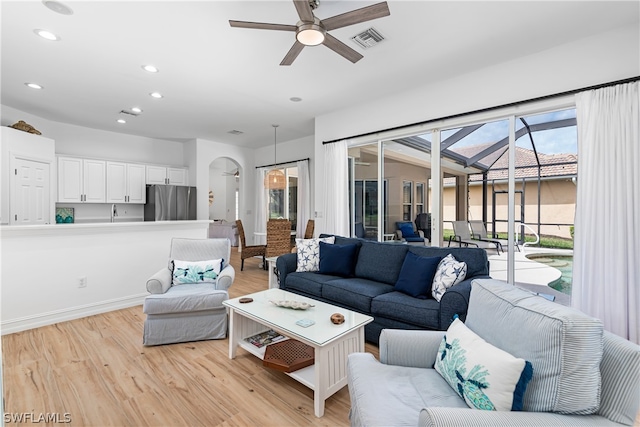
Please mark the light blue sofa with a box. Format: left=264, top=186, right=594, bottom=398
left=347, top=279, right=640, bottom=426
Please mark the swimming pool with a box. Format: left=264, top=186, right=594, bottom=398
left=525, top=254, right=573, bottom=295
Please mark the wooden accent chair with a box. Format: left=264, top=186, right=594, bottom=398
left=303, top=219, right=315, bottom=239
left=266, top=219, right=292, bottom=258
left=236, top=219, right=266, bottom=271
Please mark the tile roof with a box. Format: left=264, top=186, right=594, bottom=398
left=447, top=143, right=577, bottom=182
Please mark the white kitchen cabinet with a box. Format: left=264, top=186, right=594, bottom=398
left=57, top=157, right=106, bottom=203
left=146, top=165, right=188, bottom=186
left=106, top=162, right=146, bottom=203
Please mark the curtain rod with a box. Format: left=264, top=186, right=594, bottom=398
left=256, top=157, right=309, bottom=169
left=322, top=76, right=640, bottom=145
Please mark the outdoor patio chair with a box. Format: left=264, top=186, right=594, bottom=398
left=448, top=220, right=501, bottom=253
left=468, top=220, right=520, bottom=253
left=395, top=221, right=427, bottom=245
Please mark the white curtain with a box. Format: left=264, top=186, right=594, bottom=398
left=296, top=160, right=310, bottom=238
left=573, top=81, right=639, bottom=344
left=254, top=167, right=268, bottom=245
left=322, top=140, right=350, bottom=236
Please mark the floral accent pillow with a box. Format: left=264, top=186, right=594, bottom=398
left=434, top=318, right=533, bottom=411
left=295, top=236, right=335, bottom=272
left=431, top=254, right=467, bottom=301
left=172, top=259, right=223, bottom=285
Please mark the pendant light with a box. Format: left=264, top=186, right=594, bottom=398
left=264, top=124, right=286, bottom=190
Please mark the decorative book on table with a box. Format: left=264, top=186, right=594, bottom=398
left=245, top=329, right=286, bottom=348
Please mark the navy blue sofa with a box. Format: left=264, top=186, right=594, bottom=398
left=276, top=235, right=490, bottom=344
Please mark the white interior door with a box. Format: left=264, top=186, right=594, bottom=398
left=12, top=158, right=51, bottom=225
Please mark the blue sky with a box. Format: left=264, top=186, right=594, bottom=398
left=432, top=108, right=578, bottom=155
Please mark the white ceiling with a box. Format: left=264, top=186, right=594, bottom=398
left=2, top=1, right=638, bottom=149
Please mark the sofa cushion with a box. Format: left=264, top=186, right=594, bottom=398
left=283, top=271, right=343, bottom=298
left=296, top=236, right=335, bottom=272
left=319, top=241, right=358, bottom=277
left=322, top=277, right=394, bottom=313
left=143, top=283, right=227, bottom=315
left=434, top=318, right=533, bottom=411
left=409, top=246, right=489, bottom=278
left=354, top=240, right=409, bottom=285
left=348, top=353, right=468, bottom=427
left=431, top=254, right=467, bottom=301
left=466, top=279, right=603, bottom=414
left=398, top=222, right=417, bottom=238
left=394, top=252, right=441, bottom=299
left=371, top=291, right=441, bottom=329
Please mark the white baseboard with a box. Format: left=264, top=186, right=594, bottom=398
left=1, top=293, right=147, bottom=335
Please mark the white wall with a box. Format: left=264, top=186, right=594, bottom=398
left=1, top=221, right=209, bottom=334
left=1, top=105, right=185, bottom=166
left=313, top=25, right=640, bottom=235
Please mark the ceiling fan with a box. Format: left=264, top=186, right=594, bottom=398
left=222, top=168, right=240, bottom=178
left=229, top=0, right=390, bottom=65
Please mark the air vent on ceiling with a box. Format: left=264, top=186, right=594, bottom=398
left=351, top=27, right=385, bottom=49
left=119, top=110, right=140, bottom=117
left=227, top=130, right=244, bottom=135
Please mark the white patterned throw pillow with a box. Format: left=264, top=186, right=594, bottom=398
left=172, top=259, right=223, bottom=285
left=434, top=318, right=533, bottom=411
left=432, top=254, right=467, bottom=301
left=295, top=236, right=335, bottom=272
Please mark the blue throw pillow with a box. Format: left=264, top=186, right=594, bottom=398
left=394, top=252, right=441, bottom=299
left=319, top=242, right=358, bottom=277
left=399, top=222, right=417, bottom=238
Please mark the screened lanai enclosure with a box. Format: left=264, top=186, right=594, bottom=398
left=348, top=107, right=578, bottom=252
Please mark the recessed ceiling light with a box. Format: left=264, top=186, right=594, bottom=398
left=34, top=29, right=60, bottom=41
left=290, top=97, right=302, bottom=102
left=142, top=65, right=159, bottom=73
left=131, top=107, right=143, bottom=114
left=149, top=92, right=163, bottom=99
left=42, top=0, right=74, bottom=15
left=25, top=83, right=43, bottom=90
left=117, top=119, right=126, bottom=124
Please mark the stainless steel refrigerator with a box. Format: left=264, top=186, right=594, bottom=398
left=144, top=185, right=197, bottom=221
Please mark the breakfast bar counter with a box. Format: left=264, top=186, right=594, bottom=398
left=1, top=220, right=211, bottom=334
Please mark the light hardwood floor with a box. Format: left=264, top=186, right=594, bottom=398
left=2, top=247, right=379, bottom=426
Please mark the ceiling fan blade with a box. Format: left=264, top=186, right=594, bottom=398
left=293, top=0, right=315, bottom=22
left=229, top=20, right=297, bottom=31
left=280, top=41, right=305, bottom=66
left=322, top=2, right=390, bottom=31
left=323, top=33, right=363, bottom=63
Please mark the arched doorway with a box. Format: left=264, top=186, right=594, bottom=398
left=209, top=157, right=240, bottom=222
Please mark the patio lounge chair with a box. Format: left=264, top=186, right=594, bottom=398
left=468, top=220, right=520, bottom=253
left=448, top=220, right=501, bottom=254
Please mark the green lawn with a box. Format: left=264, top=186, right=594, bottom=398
left=442, top=229, right=573, bottom=250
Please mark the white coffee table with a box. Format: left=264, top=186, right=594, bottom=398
left=223, top=289, right=373, bottom=417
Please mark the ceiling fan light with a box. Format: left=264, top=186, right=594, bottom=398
left=296, top=23, right=325, bottom=46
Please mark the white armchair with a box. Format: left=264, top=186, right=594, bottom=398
left=143, top=238, right=235, bottom=346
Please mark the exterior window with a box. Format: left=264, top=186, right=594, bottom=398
left=402, top=181, right=412, bottom=221
left=416, top=182, right=425, bottom=215
left=266, top=166, right=298, bottom=230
